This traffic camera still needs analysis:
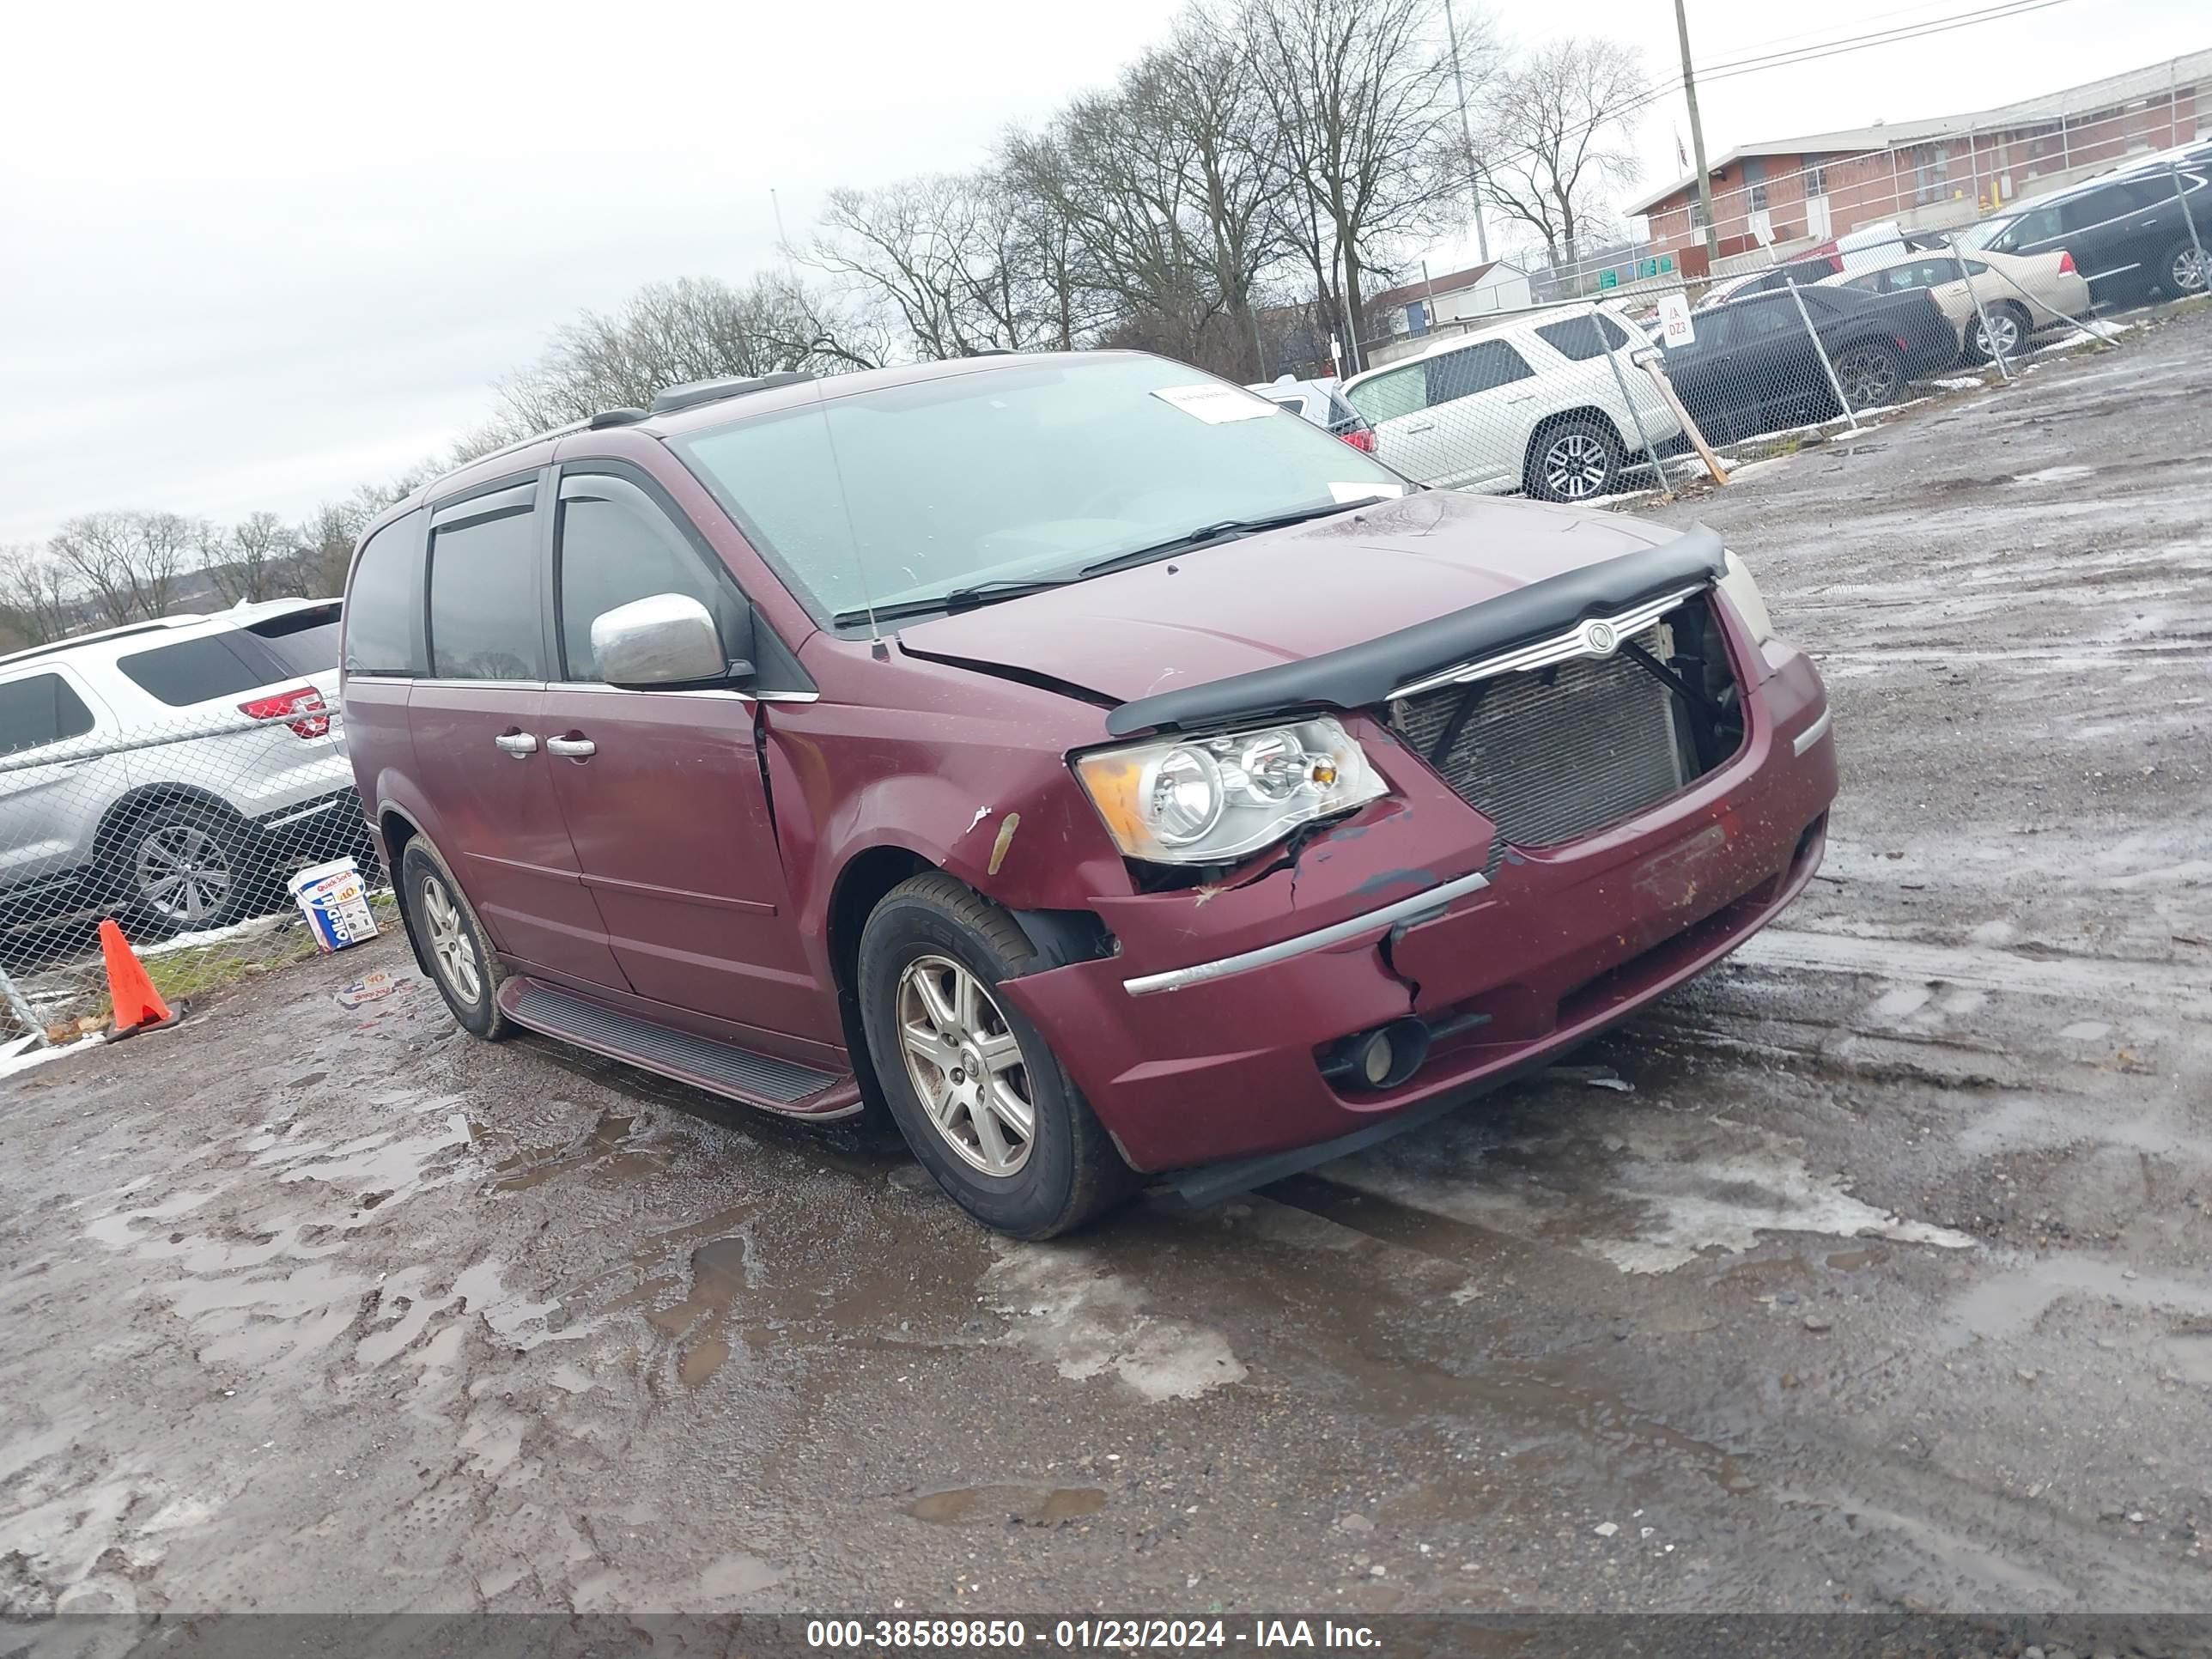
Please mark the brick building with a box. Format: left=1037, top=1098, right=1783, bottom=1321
left=1627, top=49, right=2208, bottom=268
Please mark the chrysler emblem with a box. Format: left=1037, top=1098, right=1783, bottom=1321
left=1582, top=620, right=1619, bottom=656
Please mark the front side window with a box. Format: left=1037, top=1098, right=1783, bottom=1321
left=672, top=356, right=1403, bottom=626
left=0, top=672, right=95, bottom=757
left=555, top=476, right=738, bottom=681
left=1343, top=365, right=1425, bottom=425
left=1732, top=298, right=1798, bottom=342
left=428, top=497, right=544, bottom=681
left=1425, top=341, right=1534, bottom=406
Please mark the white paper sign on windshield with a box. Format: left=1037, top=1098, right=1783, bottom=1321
left=1328, top=481, right=1408, bottom=504
left=1152, top=384, right=1277, bottom=423
left=1657, top=292, right=1696, bottom=348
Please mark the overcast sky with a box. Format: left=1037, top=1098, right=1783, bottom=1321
left=2, top=0, right=2198, bottom=549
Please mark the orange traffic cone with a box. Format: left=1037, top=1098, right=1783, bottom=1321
left=100, top=919, right=177, bottom=1038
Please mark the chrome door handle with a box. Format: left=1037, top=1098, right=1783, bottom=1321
left=1405, top=418, right=1435, bottom=432
left=494, top=731, right=538, bottom=757
left=545, top=735, right=596, bottom=760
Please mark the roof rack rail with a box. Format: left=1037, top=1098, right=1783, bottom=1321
left=647, top=371, right=813, bottom=415
left=588, top=407, right=649, bottom=428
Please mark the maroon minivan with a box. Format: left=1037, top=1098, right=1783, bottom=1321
left=341, top=352, right=1836, bottom=1237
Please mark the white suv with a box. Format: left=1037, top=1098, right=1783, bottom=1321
left=1340, top=306, right=1681, bottom=502
left=0, top=599, right=364, bottom=939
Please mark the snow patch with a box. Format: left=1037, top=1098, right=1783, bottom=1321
left=983, top=1242, right=1246, bottom=1401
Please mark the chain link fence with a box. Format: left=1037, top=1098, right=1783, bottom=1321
left=0, top=600, right=386, bottom=1054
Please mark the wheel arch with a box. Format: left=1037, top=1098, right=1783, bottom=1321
left=92, top=782, right=252, bottom=858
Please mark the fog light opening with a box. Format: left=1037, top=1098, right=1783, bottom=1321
left=1326, top=1018, right=1431, bottom=1091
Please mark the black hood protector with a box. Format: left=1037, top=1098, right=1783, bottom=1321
left=1103, top=522, right=1729, bottom=737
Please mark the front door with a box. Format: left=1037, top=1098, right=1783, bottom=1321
left=410, top=475, right=627, bottom=988
left=538, top=467, right=832, bottom=1047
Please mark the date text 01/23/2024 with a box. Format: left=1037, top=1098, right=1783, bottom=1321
left=804, top=1619, right=1382, bottom=1650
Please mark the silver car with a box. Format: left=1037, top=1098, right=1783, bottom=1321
left=0, top=599, right=364, bottom=939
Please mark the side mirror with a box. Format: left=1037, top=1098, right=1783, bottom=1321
left=592, top=592, right=752, bottom=688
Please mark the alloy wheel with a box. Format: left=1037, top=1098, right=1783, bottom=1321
left=2175, top=245, right=2209, bottom=295
left=1541, top=432, right=1612, bottom=500
left=894, top=953, right=1036, bottom=1176
left=1836, top=346, right=1899, bottom=409
left=1975, top=313, right=2021, bottom=359
left=135, top=823, right=234, bottom=927
left=421, top=875, right=483, bottom=1006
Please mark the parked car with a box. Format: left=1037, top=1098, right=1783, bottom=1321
left=1658, top=283, right=1955, bottom=445
left=1340, top=306, right=1682, bottom=502
left=1822, top=245, right=2090, bottom=362
left=1959, top=167, right=2209, bottom=307
left=343, top=354, right=1838, bottom=1237
left=1696, top=252, right=1844, bottom=311
left=0, top=599, right=362, bottom=939
left=1247, top=375, right=1376, bottom=453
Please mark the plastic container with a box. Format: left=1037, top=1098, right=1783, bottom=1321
left=287, top=858, right=380, bottom=952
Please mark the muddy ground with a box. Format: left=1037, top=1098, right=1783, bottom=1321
left=3, top=306, right=2210, bottom=1624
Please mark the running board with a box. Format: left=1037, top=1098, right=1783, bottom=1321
left=498, top=981, right=850, bottom=1112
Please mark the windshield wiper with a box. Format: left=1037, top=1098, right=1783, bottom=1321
left=1078, top=499, right=1370, bottom=578
left=832, top=577, right=1075, bottom=629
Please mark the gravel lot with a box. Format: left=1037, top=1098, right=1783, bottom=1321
left=3, top=304, right=2209, bottom=1626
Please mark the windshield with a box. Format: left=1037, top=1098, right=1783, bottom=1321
left=668, top=355, right=1403, bottom=626
left=1954, top=215, right=2016, bottom=252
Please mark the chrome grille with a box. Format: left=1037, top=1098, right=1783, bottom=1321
left=1388, top=621, right=1687, bottom=848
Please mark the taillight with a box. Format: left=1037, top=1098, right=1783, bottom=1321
left=241, top=685, right=331, bottom=739
left=1342, top=427, right=1376, bottom=453
left=1896, top=337, right=1911, bottom=353
left=2058, top=249, right=2077, bottom=273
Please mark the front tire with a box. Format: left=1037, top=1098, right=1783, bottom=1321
left=858, top=872, right=1133, bottom=1238
left=1526, top=417, right=1621, bottom=502
left=400, top=841, right=505, bottom=1039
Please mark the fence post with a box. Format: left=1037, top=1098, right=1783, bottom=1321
left=1949, top=234, right=2013, bottom=383
left=1, top=964, right=49, bottom=1049
left=1784, top=275, right=1860, bottom=434
left=2172, top=161, right=2208, bottom=299
left=1594, top=305, right=1672, bottom=500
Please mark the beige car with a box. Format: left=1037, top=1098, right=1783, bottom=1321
left=1822, top=246, right=2090, bottom=363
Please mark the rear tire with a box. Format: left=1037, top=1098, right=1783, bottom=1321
left=1966, top=301, right=2031, bottom=364
left=2158, top=237, right=2208, bottom=297
left=858, top=872, right=1133, bottom=1238
left=1833, top=339, right=1905, bottom=410
left=111, top=803, right=256, bottom=937
left=399, top=841, right=505, bottom=1040
left=1525, top=416, right=1622, bottom=502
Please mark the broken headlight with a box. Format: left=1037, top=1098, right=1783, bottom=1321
left=1073, top=716, right=1387, bottom=866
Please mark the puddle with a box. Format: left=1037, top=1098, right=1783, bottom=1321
left=1826, top=1249, right=1881, bottom=1270
left=906, top=1486, right=1107, bottom=1526
left=1944, top=1253, right=2212, bottom=1343
left=493, top=1109, right=669, bottom=1191
left=647, top=1236, right=751, bottom=1387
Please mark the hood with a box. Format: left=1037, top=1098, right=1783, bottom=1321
left=894, top=492, right=1674, bottom=706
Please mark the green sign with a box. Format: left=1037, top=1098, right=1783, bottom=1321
left=1598, top=269, right=1619, bottom=289
left=1660, top=253, right=1676, bottom=272
left=1638, top=258, right=1659, bottom=278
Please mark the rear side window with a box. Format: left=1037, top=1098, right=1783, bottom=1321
left=1343, top=365, right=1425, bottom=425
left=0, top=672, right=95, bottom=757
left=117, top=631, right=296, bottom=707
left=247, top=604, right=342, bottom=678
left=1425, top=341, right=1534, bottom=405
left=1533, top=314, right=1631, bottom=361
left=345, top=512, right=426, bottom=676
left=555, top=475, right=738, bottom=682
left=428, top=491, right=544, bottom=681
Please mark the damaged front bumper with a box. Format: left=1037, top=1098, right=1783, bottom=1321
left=994, top=642, right=1837, bottom=1175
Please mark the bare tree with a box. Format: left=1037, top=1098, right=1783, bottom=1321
left=1477, top=37, right=1644, bottom=270
left=1244, top=0, right=1488, bottom=371
left=0, top=544, right=74, bottom=647
left=202, top=510, right=301, bottom=606
left=498, top=273, right=882, bottom=431
left=47, top=510, right=204, bottom=624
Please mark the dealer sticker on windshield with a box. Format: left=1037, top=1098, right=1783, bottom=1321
left=1152, top=383, right=1277, bottom=423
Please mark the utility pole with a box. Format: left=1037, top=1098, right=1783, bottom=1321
left=1673, top=0, right=1719, bottom=267
left=1443, top=0, right=1489, bottom=264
